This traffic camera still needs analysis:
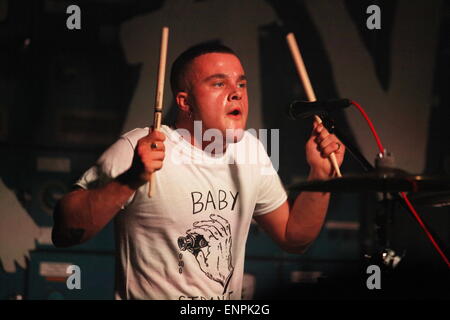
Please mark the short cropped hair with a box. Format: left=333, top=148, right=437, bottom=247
left=170, top=42, right=237, bottom=96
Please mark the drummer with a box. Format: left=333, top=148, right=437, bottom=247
left=52, top=43, right=345, bottom=299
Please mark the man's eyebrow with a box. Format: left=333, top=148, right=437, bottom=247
left=203, top=73, right=227, bottom=82
left=203, top=74, right=247, bottom=82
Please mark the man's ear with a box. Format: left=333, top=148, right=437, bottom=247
left=176, top=91, right=190, bottom=113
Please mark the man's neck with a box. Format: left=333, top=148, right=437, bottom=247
left=174, top=119, right=228, bottom=155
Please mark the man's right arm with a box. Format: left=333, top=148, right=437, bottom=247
left=52, top=128, right=166, bottom=248
left=52, top=172, right=137, bottom=247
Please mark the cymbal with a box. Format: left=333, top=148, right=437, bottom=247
left=408, top=191, right=450, bottom=207
left=289, top=169, right=450, bottom=193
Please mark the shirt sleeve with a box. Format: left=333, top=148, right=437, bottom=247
left=74, top=136, right=136, bottom=207
left=253, top=137, right=288, bottom=217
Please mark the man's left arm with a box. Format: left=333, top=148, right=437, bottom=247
left=254, top=121, right=345, bottom=253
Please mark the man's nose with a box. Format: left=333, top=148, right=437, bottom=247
left=228, top=87, right=242, bottom=101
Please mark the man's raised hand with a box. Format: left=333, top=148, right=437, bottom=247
left=126, top=127, right=166, bottom=189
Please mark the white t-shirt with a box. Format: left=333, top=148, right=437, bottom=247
left=76, top=125, right=287, bottom=300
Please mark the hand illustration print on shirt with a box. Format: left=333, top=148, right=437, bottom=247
left=178, top=214, right=234, bottom=294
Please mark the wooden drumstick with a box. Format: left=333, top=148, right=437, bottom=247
left=148, top=26, right=169, bottom=197
left=286, top=32, right=342, bottom=178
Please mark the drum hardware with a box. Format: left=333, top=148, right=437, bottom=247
left=289, top=113, right=450, bottom=269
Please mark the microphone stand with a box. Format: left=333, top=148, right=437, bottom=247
left=318, top=113, right=404, bottom=269
left=321, top=116, right=374, bottom=173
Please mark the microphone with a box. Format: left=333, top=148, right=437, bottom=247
left=287, top=99, right=352, bottom=120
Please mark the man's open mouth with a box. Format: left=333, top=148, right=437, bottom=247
left=227, top=108, right=242, bottom=117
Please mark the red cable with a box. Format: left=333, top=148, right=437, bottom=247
left=400, top=192, right=450, bottom=267
left=350, top=100, right=450, bottom=268
left=350, top=100, right=384, bottom=153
